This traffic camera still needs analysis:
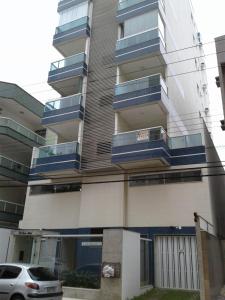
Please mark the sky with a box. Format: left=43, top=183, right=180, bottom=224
left=0, top=0, right=225, bottom=156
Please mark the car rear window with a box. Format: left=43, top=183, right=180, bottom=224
left=28, top=267, right=57, bottom=281
left=0, top=266, right=22, bottom=279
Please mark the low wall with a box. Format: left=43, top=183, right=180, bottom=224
left=63, top=287, right=101, bottom=300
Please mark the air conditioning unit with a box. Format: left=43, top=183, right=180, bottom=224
left=197, top=32, right=202, bottom=46
left=202, top=83, right=207, bottom=91
left=200, top=62, right=206, bottom=70
left=205, top=107, right=209, bottom=115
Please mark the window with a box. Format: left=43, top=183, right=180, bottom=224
left=28, top=267, right=57, bottom=281
left=59, top=1, right=88, bottom=26
left=129, top=170, right=202, bottom=187
left=0, top=266, right=21, bottom=279
left=30, top=183, right=81, bottom=195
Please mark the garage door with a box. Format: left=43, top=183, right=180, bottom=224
left=155, top=235, right=199, bottom=290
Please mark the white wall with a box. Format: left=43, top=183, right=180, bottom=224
left=122, top=230, right=141, bottom=300
left=127, top=175, right=213, bottom=227
left=79, top=175, right=126, bottom=228
left=0, top=229, right=11, bottom=263
left=165, top=0, right=209, bottom=136
left=20, top=187, right=81, bottom=229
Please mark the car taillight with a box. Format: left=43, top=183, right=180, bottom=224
left=25, top=282, right=40, bottom=290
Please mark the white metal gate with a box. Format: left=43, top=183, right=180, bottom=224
left=154, top=235, right=200, bottom=290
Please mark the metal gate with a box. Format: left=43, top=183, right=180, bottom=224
left=154, top=235, right=200, bottom=290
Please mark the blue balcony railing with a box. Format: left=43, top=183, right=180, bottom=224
left=44, top=94, right=82, bottom=112
left=50, top=53, right=86, bottom=71
left=34, top=141, right=79, bottom=161
left=118, top=0, right=165, bottom=10
left=55, top=16, right=89, bottom=34
left=113, top=127, right=167, bottom=147
left=113, top=128, right=203, bottom=150
left=116, top=28, right=165, bottom=51
left=115, top=74, right=167, bottom=96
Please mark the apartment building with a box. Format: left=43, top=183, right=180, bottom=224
left=7, top=0, right=225, bottom=298
left=215, top=35, right=225, bottom=129
left=0, top=81, right=45, bottom=261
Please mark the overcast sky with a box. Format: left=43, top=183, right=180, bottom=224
left=0, top=0, right=225, bottom=156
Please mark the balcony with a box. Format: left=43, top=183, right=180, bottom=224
left=53, top=16, right=90, bottom=56
left=30, top=141, right=80, bottom=177
left=58, top=0, right=89, bottom=13
left=0, top=200, right=24, bottom=224
left=0, top=117, right=45, bottom=148
left=116, top=28, right=166, bottom=66
left=42, top=94, right=84, bottom=140
left=0, top=155, right=29, bottom=183
left=48, top=53, right=87, bottom=96
left=114, top=74, right=168, bottom=114
left=117, top=0, right=165, bottom=22
left=112, top=129, right=206, bottom=169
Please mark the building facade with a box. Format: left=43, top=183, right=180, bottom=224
left=0, top=81, right=45, bottom=229
left=0, top=81, right=45, bottom=262
left=7, top=0, right=224, bottom=298
left=215, top=35, right=225, bottom=129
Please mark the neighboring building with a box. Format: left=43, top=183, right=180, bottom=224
left=215, top=35, right=225, bottom=130
left=0, top=81, right=45, bottom=229
left=7, top=0, right=225, bottom=298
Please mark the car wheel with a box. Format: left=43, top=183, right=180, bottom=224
left=11, top=295, right=25, bottom=300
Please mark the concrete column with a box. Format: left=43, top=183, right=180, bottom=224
left=100, top=229, right=123, bottom=300
left=100, top=229, right=141, bottom=300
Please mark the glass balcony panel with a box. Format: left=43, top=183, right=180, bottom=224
left=37, top=142, right=79, bottom=159
left=0, top=117, right=45, bottom=145
left=0, top=155, right=29, bottom=175
left=115, top=74, right=166, bottom=95
left=55, top=16, right=88, bottom=34
left=50, top=53, right=86, bottom=71
left=44, top=94, right=82, bottom=112
left=169, top=133, right=203, bottom=149
left=185, top=134, right=203, bottom=147
left=0, top=200, right=24, bottom=215
left=118, top=0, right=146, bottom=10
left=113, top=127, right=167, bottom=147
left=116, top=28, right=160, bottom=50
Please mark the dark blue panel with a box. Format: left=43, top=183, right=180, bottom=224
left=53, top=226, right=196, bottom=237
left=53, top=25, right=90, bottom=46
left=112, top=140, right=206, bottom=166
left=48, top=62, right=87, bottom=83
left=115, top=39, right=161, bottom=64
left=112, top=140, right=169, bottom=154
left=171, top=154, right=206, bottom=166
left=117, top=0, right=159, bottom=22
left=112, top=148, right=171, bottom=165
left=115, top=85, right=161, bottom=101
left=114, top=89, right=162, bottom=110
left=170, top=146, right=205, bottom=156
left=30, top=160, right=80, bottom=174
left=42, top=111, right=84, bottom=125
left=36, top=153, right=79, bottom=165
